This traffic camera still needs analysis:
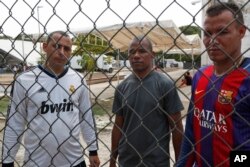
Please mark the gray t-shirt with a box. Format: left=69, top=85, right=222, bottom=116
left=113, top=71, right=184, bottom=167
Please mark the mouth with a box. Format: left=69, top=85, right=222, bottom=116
left=208, top=48, right=219, bottom=52
left=132, top=62, right=142, bottom=65
left=55, top=58, right=68, bottom=64
left=207, top=45, right=222, bottom=53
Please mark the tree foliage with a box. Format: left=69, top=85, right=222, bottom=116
left=72, top=34, right=113, bottom=78
left=179, top=25, right=201, bottom=37
left=77, top=54, right=95, bottom=74
left=162, top=25, right=202, bottom=65
left=72, top=34, right=110, bottom=55
left=72, top=34, right=95, bottom=75
left=0, top=35, right=13, bottom=39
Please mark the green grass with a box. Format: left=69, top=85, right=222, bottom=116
left=91, top=99, right=113, bottom=116
left=0, top=96, right=10, bottom=114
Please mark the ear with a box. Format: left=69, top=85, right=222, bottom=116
left=42, top=42, right=47, bottom=52
left=151, top=51, right=155, bottom=58
left=239, top=25, right=246, bottom=38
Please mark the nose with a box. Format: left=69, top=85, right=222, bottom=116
left=130, top=52, right=141, bottom=61
left=134, top=51, right=141, bottom=57
left=56, top=48, right=65, bottom=59
left=209, top=34, right=219, bottom=44
left=58, top=46, right=65, bottom=53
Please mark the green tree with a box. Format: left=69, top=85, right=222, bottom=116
left=77, top=53, right=95, bottom=80
left=14, top=33, right=33, bottom=41
left=72, top=34, right=111, bottom=80
left=0, top=35, right=13, bottom=39
left=166, top=25, right=202, bottom=66
left=104, top=55, right=113, bottom=64
left=72, top=34, right=110, bottom=54
left=179, top=25, right=201, bottom=37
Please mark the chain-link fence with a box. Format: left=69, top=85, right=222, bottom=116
left=1, top=0, right=250, bottom=166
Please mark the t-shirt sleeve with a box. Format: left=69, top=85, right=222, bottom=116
left=163, top=77, right=184, bottom=114
left=2, top=78, right=27, bottom=163
left=112, top=86, right=123, bottom=116
left=79, top=78, right=98, bottom=151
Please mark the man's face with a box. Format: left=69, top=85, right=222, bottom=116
left=203, top=10, right=246, bottom=64
left=128, top=39, right=154, bottom=75
left=43, top=33, right=72, bottom=69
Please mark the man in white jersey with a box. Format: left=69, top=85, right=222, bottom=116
left=2, top=31, right=100, bottom=167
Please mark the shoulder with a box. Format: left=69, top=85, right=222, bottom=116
left=194, top=65, right=213, bottom=77
left=16, top=66, right=40, bottom=80
left=65, top=68, right=85, bottom=80
left=67, top=68, right=83, bottom=76
left=151, top=71, right=171, bottom=81
left=190, top=66, right=214, bottom=87
left=148, top=71, right=175, bottom=90
left=241, top=57, right=250, bottom=72
left=13, top=67, right=41, bottom=92
left=198, top=65, right=213, bottom=73
left=116, top=74, right=132, bottom=89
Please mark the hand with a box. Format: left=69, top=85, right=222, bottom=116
left=89, top=155, right=100, bottom=167
left=109, top=161, right=117, bottom=167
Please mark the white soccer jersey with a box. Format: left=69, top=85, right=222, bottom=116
left=2, top=65, right=98, bottom=167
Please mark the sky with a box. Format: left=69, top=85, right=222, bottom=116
left=0, top=0, right=202, bottom=37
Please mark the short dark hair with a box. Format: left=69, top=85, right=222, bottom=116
left=130, top=35, right=153, bottom=52
left=46, top=31, right=70, bottom=43
left=206, top=2, right=244, bottom=25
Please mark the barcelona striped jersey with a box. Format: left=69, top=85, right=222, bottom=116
left=177, top=58, right=250, bottom=167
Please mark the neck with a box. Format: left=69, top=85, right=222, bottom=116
left=213, top=56, right=244, bottom=76
left=43, top=63, right=64, bottom=76
left=134, top=68, right=153, bottom=79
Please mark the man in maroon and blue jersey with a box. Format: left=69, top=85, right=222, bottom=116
left=177, top=2, right=250, bottom=167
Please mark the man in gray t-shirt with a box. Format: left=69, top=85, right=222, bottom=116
left=109, top=35, right=184, bottom=167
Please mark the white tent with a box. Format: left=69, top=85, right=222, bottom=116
left=73, top=20, right=201, bottom=53
left=0, top=39, right=42, bottom=66
left=166, top=34, right=202, bottom=55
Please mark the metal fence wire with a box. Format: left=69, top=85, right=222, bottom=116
left=0, top=0, right=250, bottom=166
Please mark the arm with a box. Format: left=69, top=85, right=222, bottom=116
left=79, top=79, right=100, bottom=166
left=2, top=79, right=27, bottom=166
left=175, top=113, right=195, bottom=167
left=89, top=154, right=100, bottom=167
left=168, top=112, right=183, bottom=162
left=109, top=115, right=124, bottom=167
left=175, top=102, right=196, bottom=167
left=175, top=72, right=198, bottom=167
left=179, top=79, right=186, bottom=88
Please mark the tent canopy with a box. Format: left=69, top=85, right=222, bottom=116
left=73, top=20, right=201, bottom=53
left=0, top=48, right=22, bottom=67
left=0, top=39, right=41, bottom=66
left=166, top=34, right=202, bottom=55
